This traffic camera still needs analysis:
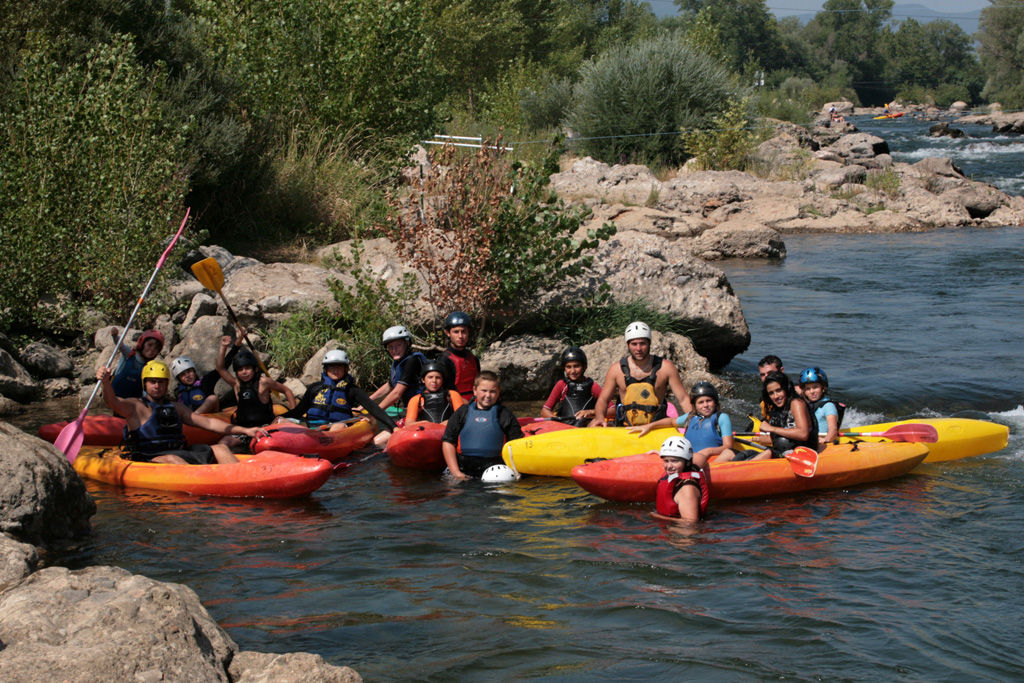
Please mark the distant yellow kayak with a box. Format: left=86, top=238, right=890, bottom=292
left=873, top=112, right=904, bottom=119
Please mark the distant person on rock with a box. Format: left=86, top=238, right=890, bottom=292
left=588, top=322, right=692, bottom=428
left=438, top=311, right=480, bottom=402
left=216, top=330, right=295, bottom=451
left=108, top=328, right=164, bottom=399
left=542, top=347, right=602, bottom=426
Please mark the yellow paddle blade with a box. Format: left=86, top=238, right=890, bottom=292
left=190, top=256, right=225, bottom=292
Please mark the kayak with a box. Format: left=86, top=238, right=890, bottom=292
left=571, top=441, right=929, bottom=502
left=389, top=418, right=577, bottom=471
left=502, top=426, right=681, bottom=477
left=39, top=404, right=289, bottom=447
left=841, top=417, right=1007, bottom=462
left=251, top=419, right=375, bottom=463
left=873, top=112, right=904, bottom=119
left=72, top=447, right=333, bottom=498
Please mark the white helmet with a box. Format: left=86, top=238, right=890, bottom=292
left=322, top=349, right=350, bottom=366
left=382, top=325, right=412, bottom=346
left=659, top=436, right=693, bottom=461
left=169, top=357, right=196, bottom=379
left=624, top=321, right=652, bottom=342
left=481, top=464, right=520, bottom=483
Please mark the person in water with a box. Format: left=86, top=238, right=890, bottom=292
left=369, top=325, right=427, bottom=411
left=170, top=351, right=237, bottom=414
left=799, top=367, right=844, bottom=446
left=405, top=361, right=465, bottom=424
left=738, top=370, right=816, bottom=462
left=277, top=348, right=398, bottom=441
left=630, top=381, right=736, bottom=463
left=438, top=311, right=480, bottom=402
left=97, top=361, right=263, bottom=464
left=655, top=436, right=709, bottom=522
left=589, top=322, right=692, bottom=427
left=216, top=332, right=295, bottom=449
left=541, top=347, right=602, bottom=427
left=108, top=328, right=164, bottom=399
left=441, top=370, right=524, bottom=480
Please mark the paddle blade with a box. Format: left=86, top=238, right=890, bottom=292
left=191, top=256, right=225, bottom=292
left=785, top=447, right=819, bottom=477
left=883, top=423, right=939, bottom=443
left=54, top=412, right=87, bottom=463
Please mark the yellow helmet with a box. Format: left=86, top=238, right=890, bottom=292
left=142, top=360, right=171, bottom=381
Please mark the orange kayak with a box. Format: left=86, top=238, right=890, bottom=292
left=72, top=447, right=333, bottom=498
left=251, top=420, right=374, bottom=463
left=571, top=441, right=929, bottom=502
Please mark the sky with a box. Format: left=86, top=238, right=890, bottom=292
left=645, top=0, right=991, bottom=19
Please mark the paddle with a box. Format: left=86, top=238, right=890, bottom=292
left=731, top=436, right=819, bottom=477
left=56, top=209, right=191, bottom=463
left=735, top=422, right=938, bottom=444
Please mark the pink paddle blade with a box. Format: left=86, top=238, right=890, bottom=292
left=55, top=409, right=88, bottom=463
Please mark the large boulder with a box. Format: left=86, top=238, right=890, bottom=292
left=0, top=396, right=25, bottom=416
left=550, top=157, right=661, bottom=205
left=168, top=315, right=237, bottom=376
left=18, top=342, right=75, bottom=379
left=691, top=222, right=786, bottom=260
left=828, top=133, right=890, bottom=160
left=180, top=292, right=220, bottom=337
left=478, top=335, right=564, bottom=400
left=0, top=533, right=37, bottom=590
left=229, top=651, right=362, bottom=683
left=0, top=350, right=37, bottom=403
left=221, top=263, right=339, bottom=326
left=0, top=422, right=95, bottom=544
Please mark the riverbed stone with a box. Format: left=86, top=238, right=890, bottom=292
left=479, top=335, right=564, bottom=400
left=0, top=422, right=95, bottom=544
left=229, top=651, right=362, bottom=683
left=39, top=377, right=77, bottom=400
left=0, top=395, right=25, bottom=416
left=691, top=222, right=786, bottom=260
left=168, top=315, right=236, bottom=375
left=828, top=133, right=890, bottom=160
left=0, top=350, right=38, bottom=403
left=550, top=157, right=661, bottom=206
left=0, top=533, right=38, bottom=590
left=221, top=263, right=339, bottom=326
left=181, top=292, right=220, bottom=335
left=18, top=342, right=75, bottom=379
left=0, top=332, right=15, bottom=356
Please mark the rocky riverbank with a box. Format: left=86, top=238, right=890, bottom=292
left=0, top=422, right=362, bottom=682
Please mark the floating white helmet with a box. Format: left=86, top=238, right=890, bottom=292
left=659, top=436, right=694, bottom=461
left=322, top=349, right=350, bottom=366
left=382, top=325, right=412, bottom=346
left=169, top=357, right=196, bottom=379
left=481, top=464, right=520, bottom=483
left=624, top=321, right=652, bottom=342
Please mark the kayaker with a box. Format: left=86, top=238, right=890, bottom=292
left=405, top=361, right=465, bottom=424
left=884, top=102, right=892, bottom=116
left=108, top=328, right=164, bottom=399
left=171, top=352, right=237, bottom=414
left=276, top=348, right=398, bottom=444
left=369, top=325, right=427, bottom=411
left=438, top=311, right=480, bottom=402
left=96, top=361, right=263, bottom=465
left=441, top=370, right=524, bottom=479
left=757, top=354, right=801, bottom=419
left=589, top=322, right=691, bottom=428
left=655, top=436, right=709, bottom=522
left=630, top=381, right=736, bottom=462
left=799, top=367, right=844, bottom=446
left=216, top=331, right=295, bottom=450
left=541, top=347, right=602, bottom=427
left=733, top=371, right=816, bottom=462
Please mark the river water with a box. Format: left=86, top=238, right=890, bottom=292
left=18, top=115, right=1024, bottom=681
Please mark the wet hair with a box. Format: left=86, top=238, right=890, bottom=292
left=474, top=370, right=500, bottom=388
left=761, top=370, right=796, bottom=408
left=758, top=354, right=783, bottom=370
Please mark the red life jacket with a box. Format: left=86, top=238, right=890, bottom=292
left=656, top=470, right=709, bottom=519
left=442, top=348, right=479, bottom=400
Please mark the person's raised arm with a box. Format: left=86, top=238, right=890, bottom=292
left=265, top=378, right=296, bottom=409
left=96, top=367, right=135, bottom=418
left=215, top=336, right=239, bottom=388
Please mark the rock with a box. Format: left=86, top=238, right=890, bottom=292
left=811, top=164, right=867, bottom=190
left=39, top=377, right=77, bottom=399
left=221, top=263, right=339, bottom=326
left=153, top=314, right=177, bottom=351
left=478, top=335, right=564, bottom=400
left=229, top=651, right=362, bottom=683
left=949, top=101, right=969, bottom=112
left=0, top=395, right=25, bottom=416
left=0, top=422, right=95, bottom=544
left=828, top=133, right=890, bottom=160
left=299, top=341, right=345, bottom=387
left=550, top=157, right=662, bottom=205
left=166, top=278, right=206, bottom=305
left=181, top=292, right=220, bottom=336
left=907, top=157, right=968, bottom=194
left=18, top=342, right=74, bottom=379
left=0, top=350, right=38, bottom=403
left=0, top=533, right=38, bottom=589
left=168, top=316, right=236, bottom=376
left=929, top=122, right=965, bottom=139
left=691, top=222, right=786, bottom=260
left=943, top=185, right=1004, bottom=219
left=581, top=331, right=725, bottom=397
left=0, top=332, right=16, bottom=356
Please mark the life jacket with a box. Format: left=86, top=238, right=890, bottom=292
left=175, top=381, right=209, bottom=411
left=806, top=396, right=846, bottom=433
left=418, top=390, right=455, bottom=423
left=110, top=353, right=146, bottom=399
left=124, top=397, right=185, bottom=453
left=457, top=402, right=505, bottom=459
left=682, top=412, right=723, bottom=452
left=441, top=348, right=479, bottom=400
left=390, top=352, right=428, bottom=406
left=557, top=377, right=596, bottom=425
left=656, top=470, right=709, bottom=519
left=766, top=397, right=819, bottom=453
left=305, top=374, right=354, bottom=424
left=232, top=376, right=275, bottom=427
left=617, top=356, right=665, bottom=426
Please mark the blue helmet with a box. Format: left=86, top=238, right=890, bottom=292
left=799, top=367, right=828, bottom=388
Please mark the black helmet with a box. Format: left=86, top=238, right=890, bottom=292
left=560, top=347, right=587, bottom=370
left=232, top=349, right=260, bottom=372
left=444, top=311, right=473, bottom=330
left=421, top=361, right=446, bottom=379
left=689, top=381, right=719, bottom=401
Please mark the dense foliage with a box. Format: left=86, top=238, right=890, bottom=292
left=977, top=1, right=1024, bottom=108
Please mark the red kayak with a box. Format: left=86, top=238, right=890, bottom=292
left=387, top=418, right=576, bottom=471
left=250, top=420, right=374, bottom=463
left=571, top=441, right=928, bottom=502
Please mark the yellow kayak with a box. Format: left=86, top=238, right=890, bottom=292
left=502, top=426, right=682, bottom=477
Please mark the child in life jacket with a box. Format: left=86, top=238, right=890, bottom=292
left=438, top=311, right=480, bottom=402
left=108, top=328, right=164, bottom=399
left=369, top=325, right=427, bottom=411
left=799, top=367, right=844, bottom=446
left=441, top=371, right=524, bottom=479
left=630, top=381, right=735, bottom=462
left=170, top=351, right=237, bottom=414
left=405, top=361, right=465, bottom=424
left=541, top=347, right=601, bottom=427
left=655, top=436, right=709, bottom=522
left=216, top=332, right=295, bottom=449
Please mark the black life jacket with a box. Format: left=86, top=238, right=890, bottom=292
left=617, top=356, right=666, bottom=426
left=766, top=396, right=819, bottom=453
left=124, top=397, right=185, bottom=453
left=232, top=376, right=275, bottom=427
left=420, top=390, right=455, bottom=423
left=557, top=377, right=596, bottom=425
left=806, top=396, right=846, bottom=430
left=305, top=374, right=354, bottom=424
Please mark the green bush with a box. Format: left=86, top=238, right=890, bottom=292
left=540, top=298, right=695, bottom=347
left=264, top=305, right=340, bottom=376
left=521, top=76, right=576, bottom=131
left=684, top=98, right=764, bottom=171
left=565, top=33, right=738, bottom=166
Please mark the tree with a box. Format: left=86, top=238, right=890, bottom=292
left=673, top=0, right=783, bottom=72
left=802, top=0, right=893, bottom=102
left=882, top=19, right=982, bottom=103
left=977, top=0, right=1024, bottom=107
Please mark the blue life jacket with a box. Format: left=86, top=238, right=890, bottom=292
left=458, top=402, right=505, bottom=459
left=683, top=412, right=723, bottom=452
left=111, top=353, right=145, bottom=399
left=390, top=352, right=427, bottom=406
left=176, top=381, right=209, bottom=411
left=305, top=374, right=354, bottom=424
left=124, top=397, right=185, bottom=453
